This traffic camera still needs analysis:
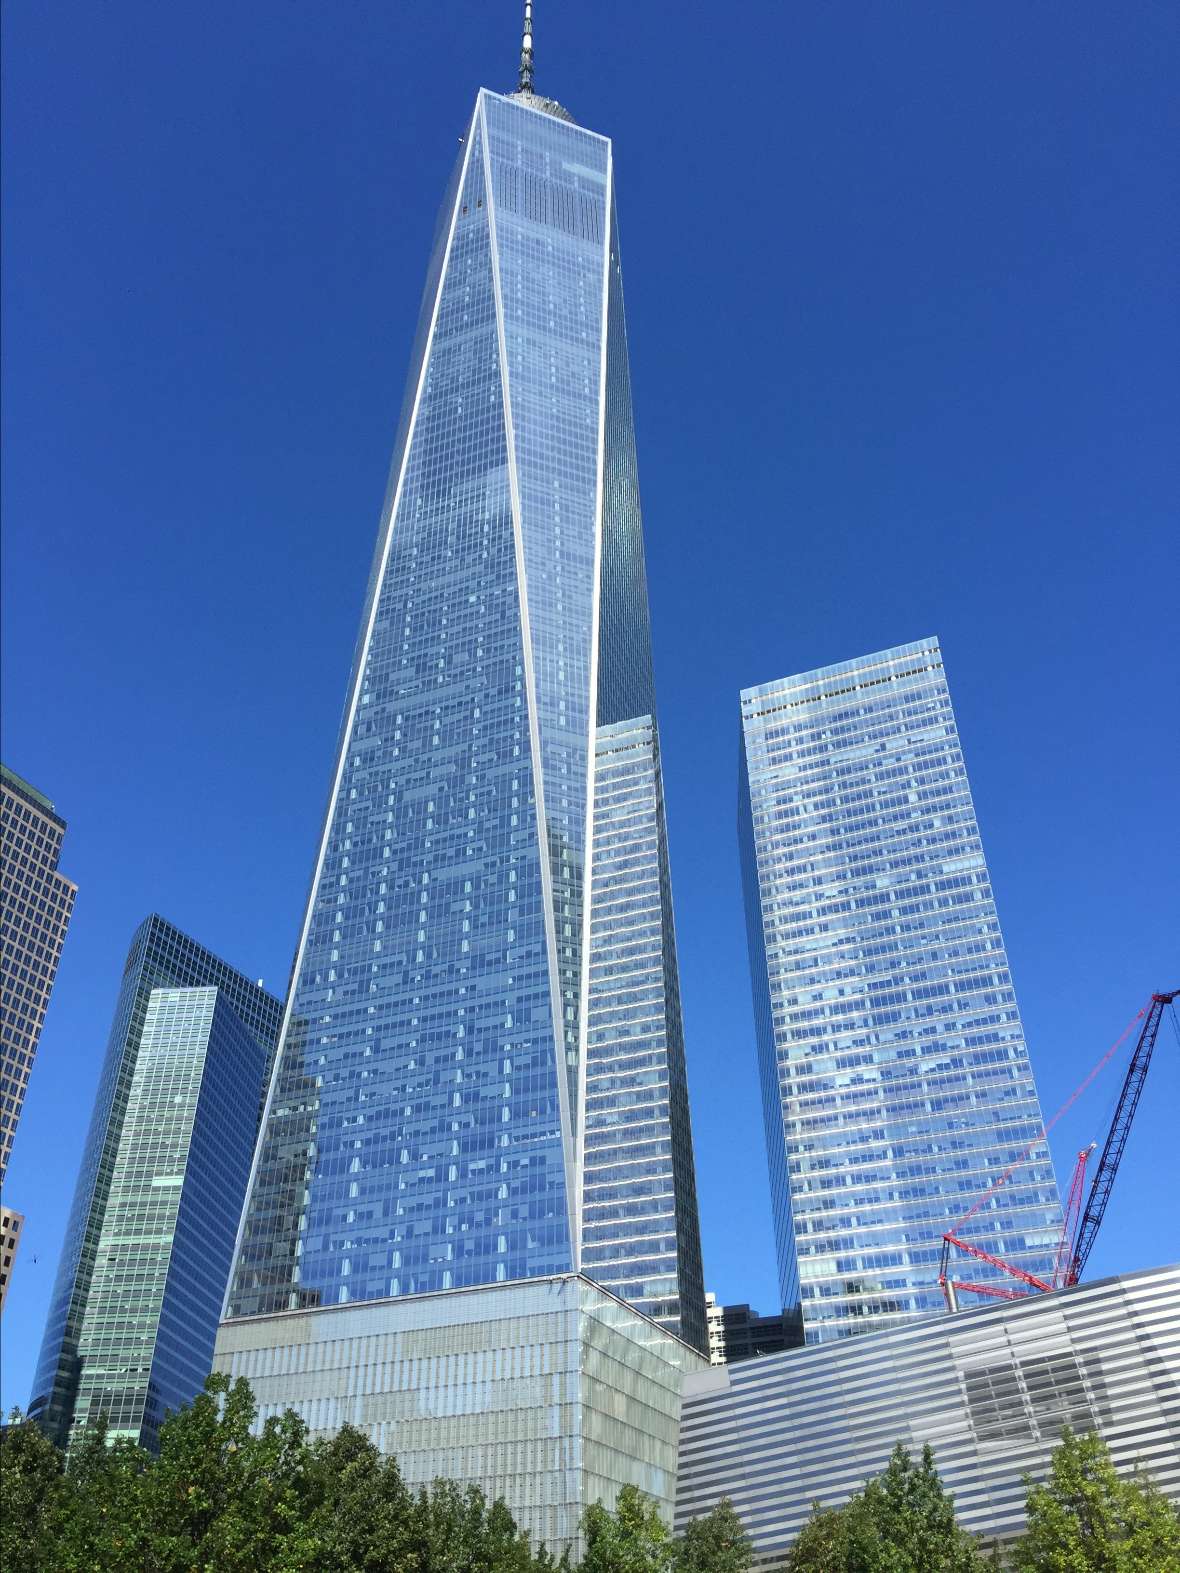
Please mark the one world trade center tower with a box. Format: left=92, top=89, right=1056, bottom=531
left=222, top=25, right=707, bottom=1394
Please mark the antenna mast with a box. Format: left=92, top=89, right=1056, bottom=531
left=518, top=1, right=535, bottom=94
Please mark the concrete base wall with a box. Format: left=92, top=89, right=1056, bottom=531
left=214, top=1272, right=705, bottom=1556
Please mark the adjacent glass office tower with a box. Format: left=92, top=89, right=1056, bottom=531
left=67, top=987, right=266, bottom=1450
left=739, top=639, right=1062, bottom=1344
left=30, top=916, right=282, bottom=1446
left=226, top=86, right=705, bottom=1351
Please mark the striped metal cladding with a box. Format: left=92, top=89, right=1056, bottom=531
left=675, top=1265, right=1180, bottom=1565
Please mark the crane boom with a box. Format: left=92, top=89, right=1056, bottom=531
left=938, top=1229, right=1053, bottom=1307
left=1068, top=990, right=1177, bottom=1285
left=1052, top=1144, right=1095, bottom=1288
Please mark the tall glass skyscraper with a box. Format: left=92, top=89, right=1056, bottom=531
left=225, top=83, right=705, bottom=1353
left=66, top=987, right=266, bottom=1451
left=30, top=916, right=282, bottom=1446
left=739, top=639, right=1062, bottom=1344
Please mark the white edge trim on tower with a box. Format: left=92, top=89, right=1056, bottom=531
left=573, top=145, right=614, bottom=1267
left=479, top=91, right=580, bottom=1255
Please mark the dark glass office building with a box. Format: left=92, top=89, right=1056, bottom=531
left=30, top=917, right=282, bottom=1448
left=224, top=84, right=706, bottom=1352
left=706, top=1294, right=800, bottom=1365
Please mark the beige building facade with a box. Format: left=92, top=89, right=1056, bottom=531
left=1, top=1205, right=23, bottom=1311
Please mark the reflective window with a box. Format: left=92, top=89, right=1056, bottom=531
left=739, top=640, right=1063, bottom=1343
left=226, top=92, right=704, bottom=1348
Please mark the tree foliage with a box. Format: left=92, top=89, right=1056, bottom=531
left=781, top=1429, right=1180, bottom=1573
left=18, top=1383, right=1172, bottom=1573
left=785, top=1442, right=991, bottom=1571
left=0, top=1412, right=70, bottom=1572
left=1, top=1376, right=749, bottom=1572
left=1011, top=1427, right=1180, bottom=1573
left=580, top=1489, right=754, bottom=1573
left=0, top=1376, right=565, bottom=1572
left=673, top=1496, right=753, bottom=1572
left=581, top=1483, right=674, bottom=1573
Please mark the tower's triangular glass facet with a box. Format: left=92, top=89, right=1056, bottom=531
left=227, top=91, right=705, bottom=1351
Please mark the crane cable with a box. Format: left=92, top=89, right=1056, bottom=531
left=950, top=998, right=1152, bottom=1234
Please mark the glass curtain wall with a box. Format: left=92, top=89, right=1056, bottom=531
left=226, top=90, right=705, bottom=1351
left=68, top=988, right=264, bottom=1450
left=30, top=916, right=281, bottom=1444
left=739, top=639, right=1062, bottom=1343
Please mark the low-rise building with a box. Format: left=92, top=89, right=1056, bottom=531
left=678, top=1265, right=1179, bottom=1563
left=215, top=1273, right=706, bottom=1558
left=705, top=1293, right=799, bottom=1366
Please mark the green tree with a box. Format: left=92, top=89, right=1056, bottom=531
left=1011, top=1428, right=1180, bottom=1573
left=58, top=1415, right=152, bottom=1572
left=1, top=1375, right=567, bottom=1573
left=0, top=1412, right=71, bottom=1572
left=404, top=1476, right=563, bottom=1572
left=138, top=1372, right=317, bottom=1570
left=304, top=1423, right=418, bottom=1571
left=674, top=1496, right=753, bottom=1572
left=785, top=1442, right=989, bottom=1571
left=785, top=1496, right=883, bottom=1571
left=863, top=1442, right=986, bottom=1572
left=581, top=1484, right=674, bottom=1573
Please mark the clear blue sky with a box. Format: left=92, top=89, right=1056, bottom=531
left=2, top=1, right=1177, bottom=1412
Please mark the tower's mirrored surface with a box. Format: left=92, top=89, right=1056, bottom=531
left=739, top=639, right=1062, bottom=1343
left=30, top=916, right=282, bottom=1444
left=226, top=89, right=705, bottom=1349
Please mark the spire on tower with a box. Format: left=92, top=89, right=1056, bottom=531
left=518, top=1, right=535, bottom=94
left=509, top=1, right=573, bottom=123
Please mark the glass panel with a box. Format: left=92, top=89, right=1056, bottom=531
left=739, top=640, right=1063, bottom=1342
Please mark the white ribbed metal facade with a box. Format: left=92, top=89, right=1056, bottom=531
left=676, top=1265, right=1180, bottom=1564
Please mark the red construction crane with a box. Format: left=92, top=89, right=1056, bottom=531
left=1053, top=1142, right=1096, bottom=1288
left=939, top=988, right=1178, bottom=1311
